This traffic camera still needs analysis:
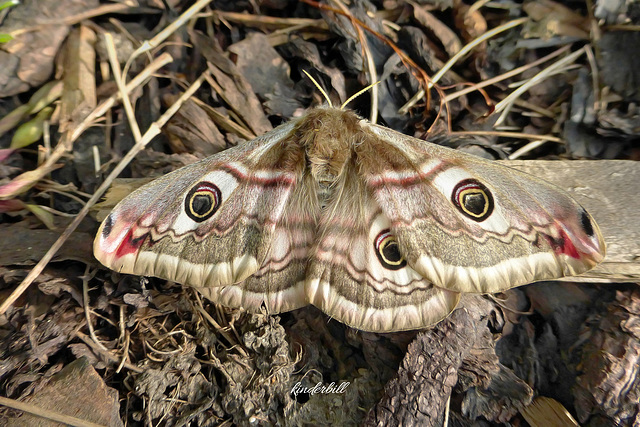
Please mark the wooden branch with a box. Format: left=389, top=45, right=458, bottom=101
left=363, top=305, right=474, bottom=426
left=362, top=296, right=532, bottom=425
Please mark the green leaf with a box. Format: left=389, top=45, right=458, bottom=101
left=24, top=203, right=56, bottom=230
left=10, top=107, right=53, bottom=149
left=0, top=81, right=63, bottom=139
left=0, top=1, right=18, bottom=44
left=0, top=0, right=18, bottom=12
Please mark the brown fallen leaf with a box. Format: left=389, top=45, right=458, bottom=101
left=0, top=0, right=99, bottom=97
left=164, top=98, right=227, bottom=156
left=3, top=357, right=122, bottom=426
left=191, top=31, right=272, bottom=136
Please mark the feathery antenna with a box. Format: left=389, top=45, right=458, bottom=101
left=303, top=70, right=381, bottom=111
left=302, top=70, right=333, bottom=108
left=341, top=81, right=381, bottom=110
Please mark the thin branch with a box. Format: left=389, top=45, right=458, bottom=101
left=0, top=396, right=107, bottom=427
left=400, top=17, right=529, bottom=114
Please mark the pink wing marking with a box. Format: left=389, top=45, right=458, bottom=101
left=365, top=160, right=446, bottom=188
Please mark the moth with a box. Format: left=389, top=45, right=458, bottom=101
left=94, top=104, right=605, bottom=333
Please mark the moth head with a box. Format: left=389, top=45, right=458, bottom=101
left=374, top=229, right=407, bottom=270
left=451, top=179, right=494, bottom=222
left=184, top=182, right=222, bottom=222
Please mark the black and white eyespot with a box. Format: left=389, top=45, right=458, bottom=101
left=374, top=229, right=407, bottom=270
left=184, top=182, right=222, bottom=222
left=452, top=179, right=494, bottom=222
